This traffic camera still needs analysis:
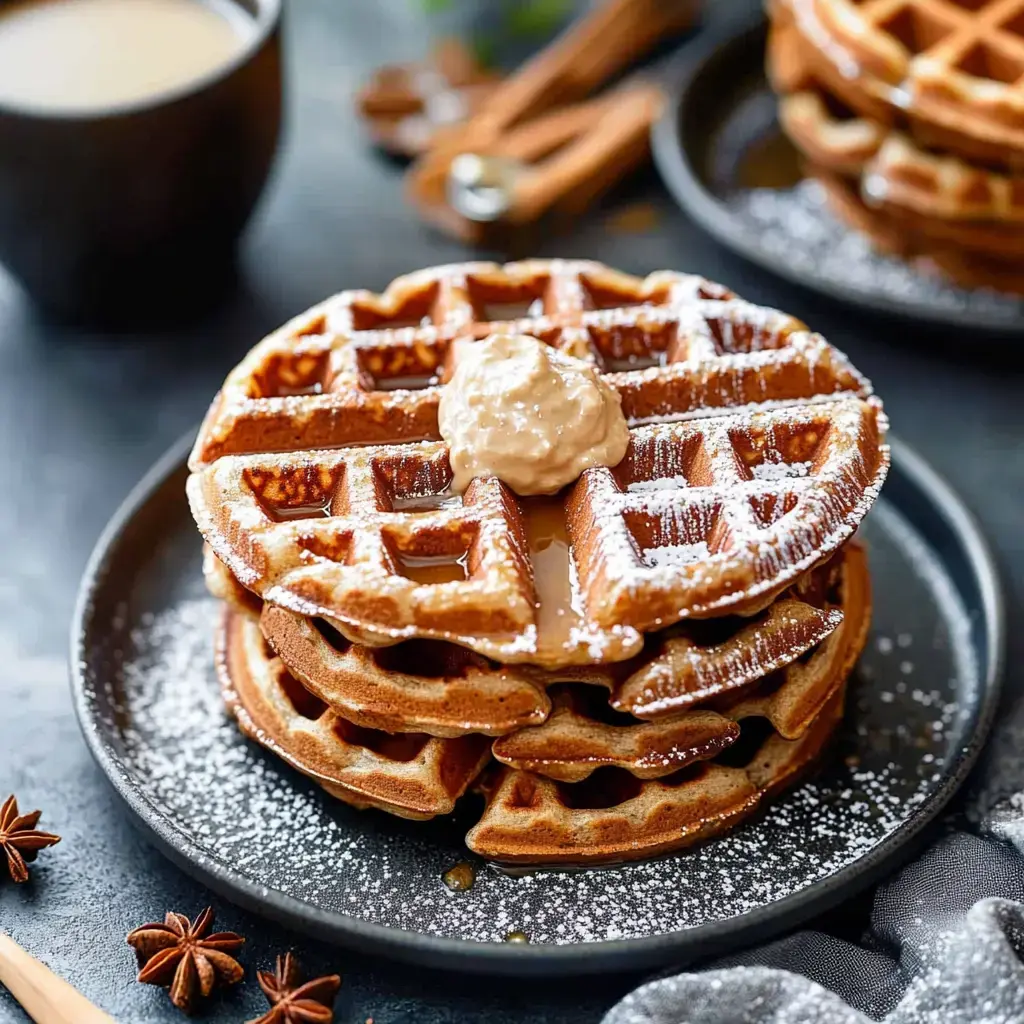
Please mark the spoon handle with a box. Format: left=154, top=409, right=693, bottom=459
left=0, top=932, right=116, bottom=1024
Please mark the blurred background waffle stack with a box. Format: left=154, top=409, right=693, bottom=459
left=189, top=258, right=889, bottom=866
left=768, top=0, right=1024, bottom=293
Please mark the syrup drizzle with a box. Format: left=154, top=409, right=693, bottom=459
left=481, top=298, right=545, bottom=321
left=373, top=373, right=439, bottom=392
left=521, top=495, right=585, bottom=656
left=392, top=491, right=461, bottom=513
left=604, top=351, right=667, bottom=373
left=398, top=553, right=468, bottom=587
left=267, top=502, right=332, bottom=522
left=736, top=131, right=803, bottom=191
left=441, top=861, right=476, bottom=892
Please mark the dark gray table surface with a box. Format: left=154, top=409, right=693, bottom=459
left=1, top=3, right=1021, bottom=1022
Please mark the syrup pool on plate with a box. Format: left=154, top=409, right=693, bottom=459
left=0, top=0, right=255, bottom=113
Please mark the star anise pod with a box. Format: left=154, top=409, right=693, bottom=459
left=0, top=795, right=61, bottom=883
left=126, top=907, right=244, bottom=1015
left=248, top=952, right=341, bottom=1024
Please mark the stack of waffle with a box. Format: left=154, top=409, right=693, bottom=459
left=769, top=0, right=1024, bottom=293
left=188, top=259, right=889, bottom=866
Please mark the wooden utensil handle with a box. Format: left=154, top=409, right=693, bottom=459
left=0, top=932, right=116, bottom=1024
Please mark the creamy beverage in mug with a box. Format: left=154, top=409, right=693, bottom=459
left=0, top=0, right=255, bottom=113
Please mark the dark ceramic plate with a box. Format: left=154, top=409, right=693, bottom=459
left=71, top=433, right=1003, bottom=975
left=651, top=15, right=1024, bottom=333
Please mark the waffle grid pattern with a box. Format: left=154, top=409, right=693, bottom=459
left=466, top=688, right=846, bottom=866
left=218, top=544, right=866, bottom=860
left=188, top=261, right=886, bottom=662
left=219, top=609, right=491, bottom=820
left=466, top=554, right=866, bottom=867
left=253, top=576, right=844, bottom=738
left=781, top=0, right=1024, bottom=162
left=771, top=7, right=1024, bottom=285
left=216, top=544, right=867, bottom=855
left=190, top=259, right=861, bottom=468
left=772, top=21, right=1024, bottom=234
left=195, top=260, right=885, bottom=864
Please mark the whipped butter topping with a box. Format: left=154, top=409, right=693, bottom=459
left=438, top=333, right=630, bottom=496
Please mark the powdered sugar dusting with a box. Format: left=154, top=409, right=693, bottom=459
left=729, top=180, right=1024, bottom=321
left=644, top=542, right=710, bottom=568
left=80, top=502, right=981, bottom=948
left=584, top=400, right=889, bottom=624
left=628, top=476, right=689, bottom=492
left=752, top=460, right=811, bottom=481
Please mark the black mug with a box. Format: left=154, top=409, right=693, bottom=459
left=0, top=0, right=283, bottom=323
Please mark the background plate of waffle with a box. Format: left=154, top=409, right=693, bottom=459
left=71, top=432, right=1002, bottom=974
left=652, top=13, right=1024, bottom=333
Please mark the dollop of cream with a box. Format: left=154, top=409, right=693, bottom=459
left=438, top=333, right=630, bottom=496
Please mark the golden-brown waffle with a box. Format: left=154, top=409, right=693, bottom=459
left=491, top=684, right=741, bottom=783
left=771, top=19, right=1024, bottom=233
left=187, top=260, right=887, bottom=667
left=252, top=547, right=856, bottom=739
left=773, top=0, right=1024, bottom=168
left=862, top=184, right=1024, bottom=258
left=813, top=166, right=1024, bottom=292
left=217, top=607, right=490, bottom=819
left=613, top=540, right=867, bottom=735
left=714, top=542, right=867, bottom=729
left=777, top=89, right=889, bottom=175
left=204, top=542, right=261, bottom=616
left=213, top=536, right=866, bottom=858
left=186, top=260, right=864, bottom=467
left=908, top=241, right=1024, bottom=292
left=261, top=603, right=552, bottom=738
left=491, top=543, right=867, bottom=784
left=867, top=132, right=1024, bottom=230
left=777, top=89, right=1024, bottom=258
left=206, top=546, right=552, bottom=736
left=465, top=688, right=846, bottom=866
left=770, top=20, right=1024, bottom=276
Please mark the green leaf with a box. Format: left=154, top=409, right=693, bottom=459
left=418, top=0, right=454, bottom=13
left=472, top=31, right=499, bottom=70
left=502, top=0, right=573, bottom=38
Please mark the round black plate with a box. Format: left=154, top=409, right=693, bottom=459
left=651, top=15, right=1024, bottom=333
left=71, top=434, right=1003, bottom=975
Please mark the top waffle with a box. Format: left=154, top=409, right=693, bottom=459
left=775, top=0, right=1024, bottom=167
left=188, top=260, right=888, bottom=667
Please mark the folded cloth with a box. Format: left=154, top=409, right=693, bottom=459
left=605, top=806, right=1024, bottom=1023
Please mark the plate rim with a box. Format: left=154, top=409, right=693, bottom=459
left=70, top=430, right=1005, bottom=975
left=650, top=14, right=1024, bottom=334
